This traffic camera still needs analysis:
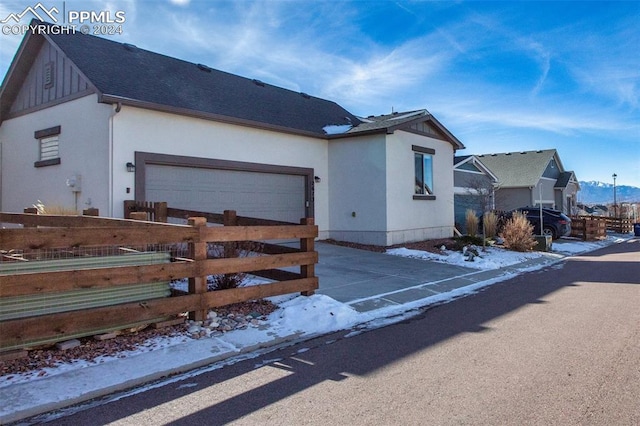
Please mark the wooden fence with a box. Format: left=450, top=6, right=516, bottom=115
left=0, top=209, right=317, bottom=353
left=570, top=216, right=607, bottom=240
left=570, top=215, right=633, bottom=238
left=602, top=216, right=634, bottom=234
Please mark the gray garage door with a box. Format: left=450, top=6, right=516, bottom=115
left=145, top=164, right=306, bottom=223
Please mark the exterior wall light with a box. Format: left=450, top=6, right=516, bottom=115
left=126, top=162, right=136, bottom=172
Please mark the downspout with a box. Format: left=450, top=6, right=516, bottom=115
left=0, top=140, right=2, bottom=212
left=108, top=102, right=122, bottom=217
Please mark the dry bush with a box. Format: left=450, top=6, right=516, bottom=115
left=33, top=200, right=78, bottom=215
left=501, top=211, right=537, bottom=252
left=483, top=211, right=498, bottom=239
left=206, top=241, right=264, bottom=290
left=465, top=209, right=479, bottom=237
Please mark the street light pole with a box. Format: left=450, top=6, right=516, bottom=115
left=612, top=173, right=617, bottom=218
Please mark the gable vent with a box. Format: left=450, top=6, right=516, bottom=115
left=197, top=63, right=212, bottom=72
left=300, top=92, right=310, bottom=99
left=252, top=79, right=265, bottom=87
left=123, top=43, right=137, bottom=52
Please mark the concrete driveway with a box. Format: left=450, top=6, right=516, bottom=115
left=315, top=242, right=479, bottom=310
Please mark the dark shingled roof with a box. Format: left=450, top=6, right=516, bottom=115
left=41, top=24, right=360, bottom=136
left=554, top=171, right=575, bottom=188
left=454, top=155, right=471, bottom=165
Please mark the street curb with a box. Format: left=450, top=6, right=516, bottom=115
left=1, top=332, right=304, bottom=424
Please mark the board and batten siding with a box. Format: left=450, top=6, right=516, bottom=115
left=9, top=40, right=93, bottom=117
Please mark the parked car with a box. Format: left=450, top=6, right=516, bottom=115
left=510, top=207, right=572, bottom=239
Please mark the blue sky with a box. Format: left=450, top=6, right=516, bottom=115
left=1, top=0, right=639, bottom=186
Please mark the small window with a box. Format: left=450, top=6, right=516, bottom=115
left=414, top=152, right=433, bottom=195
left=34, top=125, right=61, bottom=167
left=40, top=136, right=59, bottom=161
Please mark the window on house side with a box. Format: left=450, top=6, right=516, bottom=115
left=414, top=152, right=433, bottom=195
left=40, top=136, right=59, bottom=161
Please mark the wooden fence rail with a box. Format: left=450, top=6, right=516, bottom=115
left=570, top=215, right=633, bottom=236
left=0, top=210, right=318, bottom=353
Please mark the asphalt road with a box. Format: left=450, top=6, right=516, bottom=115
left=40, top=238, right=639, bottom=425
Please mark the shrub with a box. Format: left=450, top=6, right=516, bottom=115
left=501, top=211, right=536, bottom=252
left=206, top=241, right=264, bottom=290
left=452, top=235, right=487, bottom=252
left=465, top=209, right=479, bottom=237
left=33, top=200, right=78, bottom=215
left=483, top=211, right=498, bottom=239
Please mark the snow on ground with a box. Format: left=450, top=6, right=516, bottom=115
left=0, top=234, right=632, bottom=394
left=387, top=235, right=630, bottom=267
left=387, top=245, right=543, bottom=270
left=551, top=236, right=628, bottom=254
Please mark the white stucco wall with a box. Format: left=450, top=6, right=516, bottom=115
left=327, top=130, right=457, bottom=246
left=0, top=94, right=112, bottom=214
left=327, top=134, right=387, bottom=245
left=385, top=131, right=456, bottom=245
left=111, top=106, right=330, bottom=235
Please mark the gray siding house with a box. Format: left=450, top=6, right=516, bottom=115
left=475, top=149, right=580, bottom=214
left=453, top=155, right=498, bottom=231
left=453, top=149, right=580, bottom=233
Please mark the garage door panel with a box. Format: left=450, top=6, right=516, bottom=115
left=145, top=164, right=306, bottom=223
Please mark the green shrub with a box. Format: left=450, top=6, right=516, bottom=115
left=453, top=235, right=486, bottom=251
left=465, top=209, right=479, bottom=237
left=501, top=211, right=536, bottom=252
left=483, top=211, right=498, bottom=239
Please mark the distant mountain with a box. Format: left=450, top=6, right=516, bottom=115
left=579, top=181, right=640, bottom=204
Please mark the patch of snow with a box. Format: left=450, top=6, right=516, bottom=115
left=322, top=124, right=352, bottom=135
left=386, top=246, right=542, bottom=270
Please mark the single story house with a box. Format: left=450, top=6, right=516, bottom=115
left=471, top=149, right=580, bottom=215
left=0, top=21, right=465, bottom=246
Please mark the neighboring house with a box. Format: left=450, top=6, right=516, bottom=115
left=453, top=155, right=498, bottom=232
left=576, top=203, right=608, bottom=216
left=0, top=22, right=465, bottom=246
left=473, top=149, right=580, bottom=215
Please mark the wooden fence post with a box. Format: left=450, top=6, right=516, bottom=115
left=123, top=200, right=136, bottom=219
left=188, top=217, right=208, bottom=321
left=300, top=217, right=316, bottom=296
left=129, top=212, right=147, bottom=221
left=23, top=207, right=38, bottom=228
left=83, top=208, right=99, bottom=216
left=154, top=202, right=168, bottom=223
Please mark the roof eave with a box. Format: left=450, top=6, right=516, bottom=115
left=337, top=112, right=466, bottom=149
left=99, top=95, right=328, bottom=139
left=0, top=29, right=44, bottom=123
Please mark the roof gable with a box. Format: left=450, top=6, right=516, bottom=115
left=342, top=109, right=465, bottom=150
left=476, top=149, right=560, bottom=188
left=454, top=155, right=498, bottom=181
